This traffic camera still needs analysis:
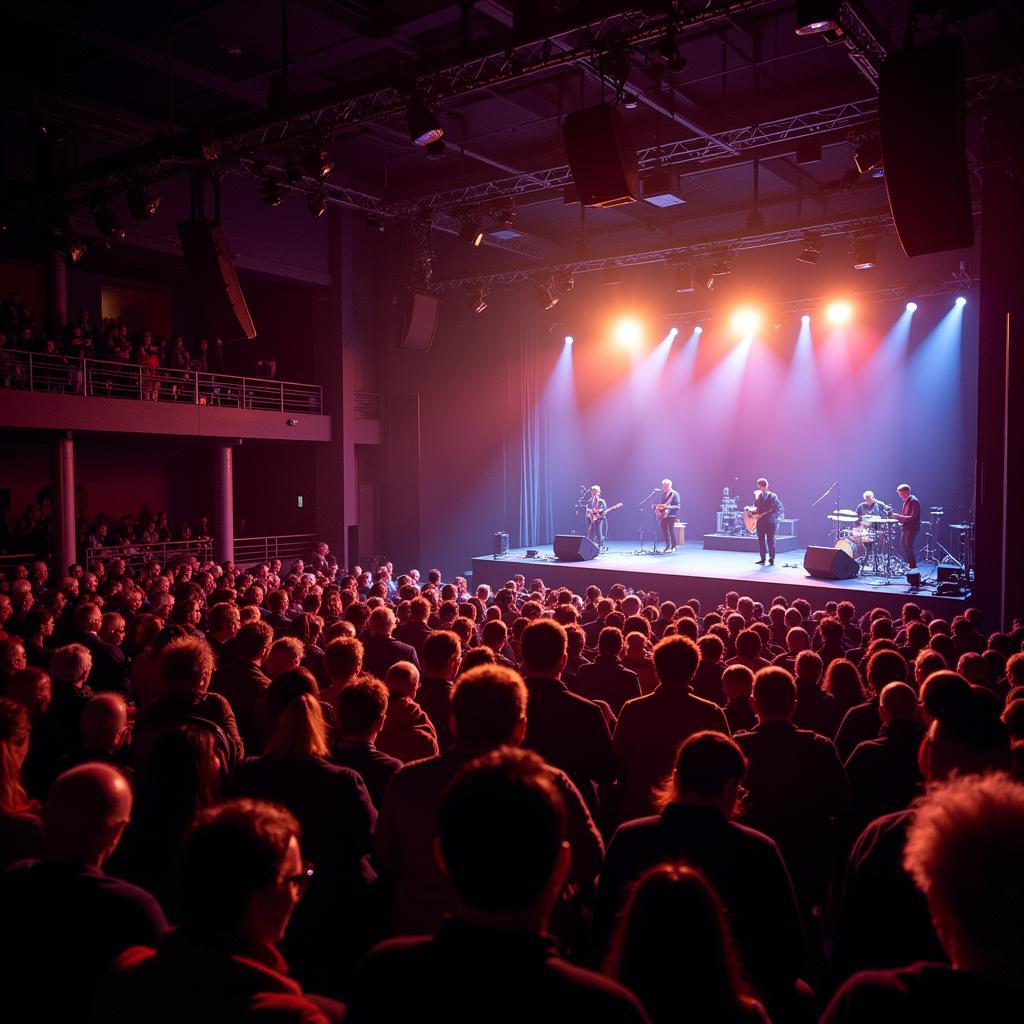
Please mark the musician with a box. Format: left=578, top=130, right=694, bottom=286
left=585, top=485, right=608, bottom=545
left=655, top=478, right=680, bottom=554
left=892, top=483, right=921, bottom=569
left=752, top=477, right=783, bottom=566
left=856, top=490, right=891, bottom=519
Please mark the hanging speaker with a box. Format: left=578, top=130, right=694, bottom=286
left=562, top=104, right=639, bottom=208
left=177, top=220, right=256, bottom=341
left=878, top=36, right=974, bottom=257
left=400, top=292, right=439, bottom=351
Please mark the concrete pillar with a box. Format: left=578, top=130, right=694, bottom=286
left=214, top=444, right=235, bottom=565
left=52, top=434, right=76, bottom=573
left=47, top=250, right=68, bottom=340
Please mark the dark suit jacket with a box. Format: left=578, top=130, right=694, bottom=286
left=331, top=739, right=402, bottom=809
left=753, top=490, right=783, bottom=525
left=523, top=675, right=617, bottom=809
left=834, top=698, right=882, bottom=762
left=572, top=655, right=641, bottom=716
left=361, top=635, right=419, bottom=681
left=79, top=632, right=131, bottom=696
left=594, top=803, right=805, bottom=1000
left=211, top=659, right=271, bottom=747
left=844, top=718, right=924, bottom=830
left=393, top=621, right=433, bottom=657
left=416, top=676, right=454, bottom=751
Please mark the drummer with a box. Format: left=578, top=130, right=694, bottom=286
left=856, top=490, right=891, bottom=520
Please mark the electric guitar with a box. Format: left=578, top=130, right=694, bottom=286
left=742, top=506, right=771, bottom=534
left=587, top=501, right=623, bottom=522
left=654, top=503, right=680, bottom=520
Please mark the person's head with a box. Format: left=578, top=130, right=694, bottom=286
left=956, top=652, right=989, bottom=686
left=74, top=602, right=102, bottom=634
left=80, top=692, right=130, bottom=753
left=1005, top=653, right=1024, bottom=690
left=734, top=629, right=762, bottom=661
left=904, top=773, right=1024, bottom=973
left=384, top=660, right=419, bottom=699
left=520, top=619, right=567, bottom=677
left=0, top=637, right=27, bottom=678
left=367, top=606, right=396, bottom=637
left=336, top=676, right=389, bottom=741
left=98, top=611, right=126, bottom=646
left=879, top=681, right=919, bottom=724
left=324, top=636, right=363, bottom=687
left=235, top=620, right=274, bottom=664
left=696, top=633, right=724, bottom=667
left=207, top=601, right=240, bottom=640
left=786, top=626, right=810, bottom=655
left=436, top=747, right=567, bottom=928
left=662, top=730, right=747, bottom=819
left=652, top=635, right=700, bottom=687
left=409, top=596, right=431, bottom=623
left=43, top=762, right=133, bottom=867
left=756, top=477, right=768, bottom=491
left=721, top=664, right=754, bottom=702
left=161, top=637, right=215, bottom=694
left=2, top=666, right=52, bottom=719
left=451, top=664, right=527, bottom=747
left=264, top=669, right=329, bottom=759
left=661, top=478, right=672, bottom=491
left=481, top=618, right=508, bottom=653
left=49, top=643, right=93, bottom=688
left=607, top=862, right=751, bottom=1024
left=752, top=667, right=796, bottom=722
left=422, top=630, right=462, bottom=679
left=897, top=483, right=911, bottom=499
left=866, top=648, right=908, bottom=696
left=179, top=800, right=307, bottom=947
left=794, top=649, right=823, bottom=687
left=0, top=697, right=32, bottom=814
left=263, top=637, right=304, bottom=679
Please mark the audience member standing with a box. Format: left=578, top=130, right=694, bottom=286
left=416, top=630, right=461, bottom=751
left=331, top=676, right=401, bottom=807
left=573, top=627, right=642, bottom=715
left=360, top=607, right=419, bottom=680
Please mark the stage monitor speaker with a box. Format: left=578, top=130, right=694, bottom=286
left=177, top=220, right=257, bottom=341
left=878, top=35, right=974, bottom=257
left=803, top=545, right=859, bottom=580
left=553, top=534, right=599, bottom=562
left=400, top=292, right=439, bottom=351
left=493, top=532, right=509, bottom=557
left=562, top=104, right=639, bottom=208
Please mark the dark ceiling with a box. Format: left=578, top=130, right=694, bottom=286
left=0, top=0, right=1017, bottom=282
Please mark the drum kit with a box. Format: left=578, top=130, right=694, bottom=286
left=826, top=508, right=904, bottom=579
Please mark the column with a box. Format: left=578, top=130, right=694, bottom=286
left=47, top=250, right=68, bottom=340
left=214, top=444, right=235, bottom=565
left=52, top=434, right=76, bottom=573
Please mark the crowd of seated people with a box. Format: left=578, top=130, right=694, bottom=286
left=0, top=293, right=282, bottom=398
left=0, top=547, right=1022, bottom=1022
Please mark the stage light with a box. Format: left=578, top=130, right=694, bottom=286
left=906, top=301, right=918, bottom=313
left=694, top=325, right=703, bottom=334
left=465, top=287, right=488, bottom=314
left=614, top=318, right=643, bottom=347
left=801, top=314, right=811, bottom=325
left=564, top=335, right=574, bottom=345
left=260, top=178, right=285, bottom=207
left=795, top=0, right=841, bottom=35
left=852, top=134, right=883, bottom=175
left=425, top=139, right=446, bottom=159
left=302, top=146, right=334, bottom=179
left=459, top=218, right=484, bottom=246
left=797, top=236, right=822, bottom=264
left=126, top=183, right=160, bottom=220
left=535, top=283, right=559, bottom=311
left=406, top=98, right=443, bottom=147
left=67, top=239, right=87, bottom=263
left=730, top=307, right=761, bottom=335
left=92, top=203, right=125, bottom=240
left=955, top=295, right=967, bottom=307
left=826, top=300, right=853, bottom=325
left=852, top=237, right=877, bottom=270
left=667, top=327, right=678, bottom=340
left=307, top=193, right=327, bottom=219
left=674, top=265, right=695, bottom=293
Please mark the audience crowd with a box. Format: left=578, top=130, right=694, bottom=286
left=1, top=544, right=1023, bottom=1023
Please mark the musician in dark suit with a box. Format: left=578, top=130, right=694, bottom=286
left=753, top=478, right=783, bottom=566
left=585, top=485, right=608, bottom=545
left=656, top=478, right=681, bottom=554
left=893, top=483, right=921, bottom=569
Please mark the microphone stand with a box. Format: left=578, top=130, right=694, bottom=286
left=635, top=489, right=659, bottom=555
left=811, top=480, right=840, bottom=544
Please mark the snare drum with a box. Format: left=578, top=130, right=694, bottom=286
left=836, top=537, right=866, bottom=561
left=849, top=524, right=875, bottom=546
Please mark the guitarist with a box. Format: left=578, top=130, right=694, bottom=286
left=655, top=478, right=681, bottom=554
left=585, top=485, right=608, bottom=545
left=751, top=477, right=783, bottom=566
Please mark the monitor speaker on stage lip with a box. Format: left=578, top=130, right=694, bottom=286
left=803, top=545, right=859, bottom=580
left=553, top=534, right=599, bottom=562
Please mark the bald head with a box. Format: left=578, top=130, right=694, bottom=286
left=79, top=693, right=129, bottom=754
left=44, top=763, right=133, bottom=866
left=880, top=681, right=919, bottom=723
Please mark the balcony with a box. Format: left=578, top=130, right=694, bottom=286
left=0, top=351, right=331, bottom=442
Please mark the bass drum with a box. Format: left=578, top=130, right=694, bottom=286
left=835, top=537, right=866, bottom=562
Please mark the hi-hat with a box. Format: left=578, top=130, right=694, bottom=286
left=828, top=514, right=857, bottom=522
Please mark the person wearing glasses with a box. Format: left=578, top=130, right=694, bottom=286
left=93, top=798, right=345, bottom=1022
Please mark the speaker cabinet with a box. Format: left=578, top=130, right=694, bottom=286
left=803, top=545, right=859, bottom=580
left=562, top=104, right=639, bottom=208
left=400, top=292, right=439, bottom=351
left=177, top=220, right=256, bottom=341
left=878, top=35, right=974, bottom=257
left=553, top=534, right=599, bottom=562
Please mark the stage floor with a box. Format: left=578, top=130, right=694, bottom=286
left=471, top=540, right=967, bottom=617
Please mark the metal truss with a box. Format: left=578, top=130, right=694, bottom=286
left=427, top=209, right=900, bottom=292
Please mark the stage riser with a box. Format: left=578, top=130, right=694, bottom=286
left=702, top=534, right=800, bottom=552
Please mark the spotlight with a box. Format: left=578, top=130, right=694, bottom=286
left=92, top=202, right=125, bottom=240
left=564, top=335, right=574, bottom=345
left=795, top=0, right=841, bottom=35
left=730, top=307, right=761, bottom=335
left=797, top=236, right=822, bottom=264
left=406, top=98, right=443, bottom=147
left=614, top=318, right=643, bottom=347
left=955, top=295, right=967, bottom=308
left=363, top=214, right=385, bottom=233
left=302, top=146, right=335, bottom=179
left=535, top=283, right=559, bottom=311
left=667, top=327, right=679, bottom=341
left=852, top=135, right=883, bottom=175
left=905, top=301, right=918, bottom=313
left=465, top=287, right=488, bottom=314
left=657, top=32, right=687, bottom=74
left=260, top=178, right=285, bottom=207
left=425, top=139, right=446, bottom=159
left=558, top=276, right=575, bottom=294
left=694, top=325, right=703, bottom=334
left=711, top=253, right=732, bottom=277
left=67, top=239, right=87, bottom=263
left=495, top=205, right=516, bottom=229
left=307, top=193, right=327, bottom=219
left=826, top=300, right=853, bottom=325
left=623, top=94, right=638, bottom=110
left=459, top=218, right=484, bottom=247
left=852, top=237, right=876, bottom=270
left=126, top=183, right=160, bottom=220
left=801, top=314, right=811, bottom=325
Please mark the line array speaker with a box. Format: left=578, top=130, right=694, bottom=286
left=177, top=220, right=256, bottom=341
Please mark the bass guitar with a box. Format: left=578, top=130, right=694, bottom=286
left=587, top=501, right=623, bottom=522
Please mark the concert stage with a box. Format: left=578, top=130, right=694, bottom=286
left=471, top=541, right=968, bottom=618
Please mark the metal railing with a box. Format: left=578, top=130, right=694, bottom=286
left=85, top=538, right=214, bottom=571
left=0, top=350, right=323, bottom=414
left=234, top=534, right=321, bottom=567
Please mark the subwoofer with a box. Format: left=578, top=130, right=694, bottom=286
left=553, top=534, right=599, bottom=562
left=803, top=545, right=859, bottom=580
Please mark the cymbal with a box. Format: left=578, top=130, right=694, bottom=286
left=836, top=509, right=857, bottom=516
left=827, top=514, right=857, bottom=522
left=950, top=523, right=972, bottom=530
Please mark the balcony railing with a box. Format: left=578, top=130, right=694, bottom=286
left=84, top=534, right=322, bottom=571
left=233, top=534, right=321, bottom=567
left=0, top=350, right=323, bottom=414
